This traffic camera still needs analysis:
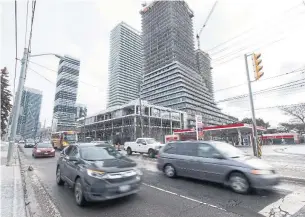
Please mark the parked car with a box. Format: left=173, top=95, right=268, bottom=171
left=56, top=142, right=143, bottom=206
left=32, top=142, right=55, bottom=158
left=24, top=139, right=35, bottom=148
left=157, top=141, right=280, bottom=194
left=124, top=138, right=164, bottom=158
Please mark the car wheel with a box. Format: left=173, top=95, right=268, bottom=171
left=74, top=178, right=86, bottom=206
left=229, top=172, right=250, bottom=194
left=56, top=167, right=64, bottom=186
left=148, top=149, right=155, bottom=158
left=164, top=164, right=176, bottom=178
left=127, top=147, right=132, bottom=155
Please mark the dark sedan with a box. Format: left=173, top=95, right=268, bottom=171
left=24, top=139, right=35, bottom=148
left=56, top=143, right=143, bottom=206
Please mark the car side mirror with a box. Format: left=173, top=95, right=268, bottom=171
left=212, top=153, right=224, bottom=159
left=68, top=156, right=78, bottom=161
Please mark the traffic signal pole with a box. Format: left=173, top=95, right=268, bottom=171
left=7, top=48, right=29, bottom=166
left=244, top=54, right=259, bottom=157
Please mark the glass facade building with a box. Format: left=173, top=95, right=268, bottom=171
left=196, top=50, right=214, bottom=99
left=107, top=22, right=143, bottom=108
left=17, top=87, right=42, bottom=139
left=52, top=55, right=80, bottom=132
left=140, top=1, right=237, bottom=127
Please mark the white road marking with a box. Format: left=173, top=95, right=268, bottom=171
left=259, top=186, right=305, bottom=217
left=143, top=183, right=226, bottom=211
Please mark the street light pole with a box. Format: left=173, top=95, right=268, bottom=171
left=7, top=48, right=29, bottom=166
left=6, top=51, right=64, bottom=165
left=244, top=54, right=259, bottom=157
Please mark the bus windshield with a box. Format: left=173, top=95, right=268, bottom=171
left=63, top=133, right=76, bottom=141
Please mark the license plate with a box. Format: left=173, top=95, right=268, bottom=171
left=44, top=153, right=49, bottom=155
left=119, top=185, right=130, bottom=192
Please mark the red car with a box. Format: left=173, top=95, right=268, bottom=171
left=32, top=142, right=56, bottom=158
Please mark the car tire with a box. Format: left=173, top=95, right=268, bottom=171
left=164, top=164, right=176, bottom=178
left=127, top=147, right=132, bottom=155
left=229, top=172, right=250, bottom=194
left=56, top=167, right=64, bottom=186
left=74, top=178, right=86, bottom=206
left=148, top=149, right=155, bottom=158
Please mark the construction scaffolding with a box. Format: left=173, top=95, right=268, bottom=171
left=77, top=99, right=187, bottom=144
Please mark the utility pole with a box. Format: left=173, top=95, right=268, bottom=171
left=244, top=54, right=258, bottom=157
left=7, top=48, right=29, bottom=166
left=138, top=80, right=144, bottom=138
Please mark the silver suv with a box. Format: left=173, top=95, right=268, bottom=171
left=157, top=141, right=280, bottom=194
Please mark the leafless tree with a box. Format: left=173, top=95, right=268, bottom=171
left=279, top=103, right=305, bottom=124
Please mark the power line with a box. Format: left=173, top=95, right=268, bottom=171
left=212, top=37, right=286, bottom=67
left=27, top=67, right=55, bottom=84
left=221, top=85, right=305, bottom=105
left=216, top=78, right=305, bottom=103
left=28, top=59, right=102, bottom=88
left=233, top=102, right=305, bottom=113
left=13, top=0, right=18, bottom=97
left=24, top=0, right=29, bottom=48
left=206, top=2, right=304, bottom=53
left=214, top=67, right=305, bottom=92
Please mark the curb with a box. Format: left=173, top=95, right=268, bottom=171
left=17, top=145, right=62, bottom=217
left=17, top=146, right=41, bottom=217
left=273, top=148, right=305, bottom=156
left=281, top=176, right=305, bottom=184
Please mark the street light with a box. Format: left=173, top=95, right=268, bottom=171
left=6, top=49, right=64, bottom=166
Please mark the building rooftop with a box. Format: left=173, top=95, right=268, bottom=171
left=24, top=87, right=43, bottom=95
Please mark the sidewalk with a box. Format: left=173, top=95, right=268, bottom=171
left=1, top=142, right=26, bottom=217
left=237, top=145, right=305, bottom=182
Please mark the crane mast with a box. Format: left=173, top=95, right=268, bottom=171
left=196, top=1, right=218, bottom=50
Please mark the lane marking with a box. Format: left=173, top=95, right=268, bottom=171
left=259, top=186, right=305, bottom=217
left=143, top=183, right=226, bottom=211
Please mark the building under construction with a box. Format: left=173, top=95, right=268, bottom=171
left=77, top=99, right=187, bottom=143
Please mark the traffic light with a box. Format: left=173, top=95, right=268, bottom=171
left=252, top=53, right=264, bottom=80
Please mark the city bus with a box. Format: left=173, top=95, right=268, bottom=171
left=51, top=131, right=77, bottom=150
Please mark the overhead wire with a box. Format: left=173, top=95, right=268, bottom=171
left=206, top=2, right=305, bottom=53
left=216, top=78, right=305, bottom=103
left=210, top=10, right=305, bottom=66
left=27, top=59, right=102, bottom=89
left=235, top=102, right=305, bottom=113
left=214, top=66, right=305, bottom=92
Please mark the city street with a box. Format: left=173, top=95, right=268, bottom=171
left=20, top=145, right=305, bottom=217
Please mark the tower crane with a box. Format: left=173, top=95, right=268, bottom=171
left=196, top=1, right=218, bottom=50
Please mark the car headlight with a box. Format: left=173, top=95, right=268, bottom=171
left=251, top=169, right=273, bottom=175
left=36, top=150, right=41, bottom=152
left=134, top=168, right=143, bottom=176
left=51, top=149, right=55, bottom=152
left=87, top=169, right=106, bottom=179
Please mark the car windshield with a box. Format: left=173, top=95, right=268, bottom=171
left=212, top=142, right=246, bottom=158
left=146, top=139, right=157, bottom=144
left=37, top=143, right=53, bottom=148
left=80, top=146, right=122, bottom=161
left=27, top=139, right=34, bottom=143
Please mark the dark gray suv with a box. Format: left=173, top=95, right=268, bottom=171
left=157, top=141, right=279, bottom=194
left=56, top=143, right=143, bottom=206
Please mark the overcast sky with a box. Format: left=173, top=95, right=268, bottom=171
left=1, top=0, right=305, bottom=128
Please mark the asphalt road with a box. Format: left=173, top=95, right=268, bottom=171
left=20, top=146, right=304, bottom=217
